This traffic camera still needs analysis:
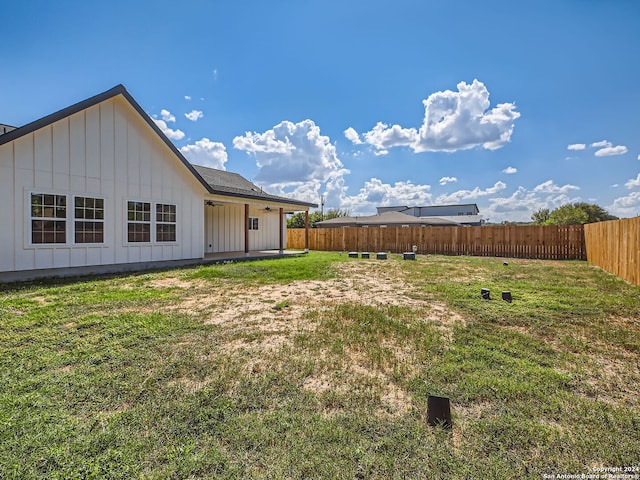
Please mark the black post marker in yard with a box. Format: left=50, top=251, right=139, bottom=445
left=481, top=288, right=491, bottom=300
left=502, top=291, right=513, bottom=302
left=427, top=395, right=452, bottom=430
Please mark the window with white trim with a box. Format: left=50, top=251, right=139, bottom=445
left=31, top=193, right=66, bottom=244
left=156, top=203, right=177, bottom=242
left=75, top=196, right=104, bottom=243
left=127, top=201, right=151, bottom=242
left=248, top=217, right=259, bottom=230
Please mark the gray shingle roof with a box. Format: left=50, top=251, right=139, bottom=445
left=193, top=165, right=316, bottom=208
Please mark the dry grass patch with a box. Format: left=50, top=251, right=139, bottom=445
left=148, top=277, right=198, bottom=289
left=160, top=259, right=461, bottom=419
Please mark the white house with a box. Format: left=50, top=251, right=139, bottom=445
left=0, top=85, right=316, bottom=282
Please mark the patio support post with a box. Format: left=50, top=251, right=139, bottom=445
left=279, top=207, right=284, bottom=254
left=304, top=210, right=310, bottom=253
left=244, top=203, right=250, bottom=256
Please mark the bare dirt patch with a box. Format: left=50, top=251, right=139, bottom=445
left=169, top=260, right=467, bottom=415
left=178, top=260, right=456, bottom=323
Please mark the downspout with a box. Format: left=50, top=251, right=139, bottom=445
left=279, top=207, right=284, bottom=254
left=304, top=210, right=310, bottom=253
left=244, top=203, right=250, bottom=256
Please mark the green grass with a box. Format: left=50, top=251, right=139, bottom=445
left=185, top=251, right=346, bottom=284
left=1, top=252, right=639, bottom=479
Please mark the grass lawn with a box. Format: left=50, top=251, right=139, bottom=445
left=1, top=252, right=639, bottom=479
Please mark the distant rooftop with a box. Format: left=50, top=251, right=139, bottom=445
left=315, top=211, right=462, bottom=228
left=377, top=203, right=480, bottom=214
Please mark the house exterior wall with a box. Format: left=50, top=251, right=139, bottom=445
left=248, top=206, right=284, bottom=250
left=376, top=206, right=408, bottom=214
left=426, top=215, right=483, bottom=226
left=417, top=205, right=478, bottom=216
left=377, top=205, right=479, bottom=216
left=0, top=96, right=206, bottom=274
left=205, top=203, right=243, bottom=253
left=204, top=203, right=285, bottom=252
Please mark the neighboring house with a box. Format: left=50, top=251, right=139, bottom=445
left=0, top=85, right=316, bottom=281
left=315, top=211, right=461, bottom=228
left=376, top=204, right=483, bottom=226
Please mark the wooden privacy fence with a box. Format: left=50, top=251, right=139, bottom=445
left=288, top=225, right=587, bottom=260
left=585, top=217, right=640, bottom=286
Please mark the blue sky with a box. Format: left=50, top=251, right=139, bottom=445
left=2, top=0, right=639, bottom=222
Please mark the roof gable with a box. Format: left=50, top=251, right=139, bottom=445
left=0, top=84, right=210, bottom=191
left=1, top=85, right=316, bottom=209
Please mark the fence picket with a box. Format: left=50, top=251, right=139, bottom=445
left=585, top=217, right=640, bottom=286
left=288, top=225, right=587, bottom=260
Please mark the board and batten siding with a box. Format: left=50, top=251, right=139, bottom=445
left=204, top=204, right=286, bottom=253
left=205, top=203, right=244, bottom=253
left=0, top=96, right=206, bottom=273
left=248, top=206, right=285, bottom=251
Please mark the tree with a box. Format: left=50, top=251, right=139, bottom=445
left=286, top=208, right=350, bottom=228
left=539, top=202, right=618, bottom=226
left=572, top=202, right=618, bottom=223
left=287, top=211, right=322, bottom=228
left=531, top=208, right=550, bottom=225
left=547, top=204, right=589, bottom=225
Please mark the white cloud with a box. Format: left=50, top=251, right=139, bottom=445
left=185, top=110, right=204, bottom=122
left=180, top=138, right=228, bottom=170
left=568, top=140, right=627, bottom=157
left=533, top=180, right=580, bottom=194
left=153, top=119, right=185, bottom=140
left=624, top=173, right=640, bottom=189
left=483, top=184, right=581, bottom=223
left=567, top=143, right=586, bottom=151
left=502, top=166, right=517, bottom=174
left=595, top=145, right=628, bottom=157
left=339, top=178, right=432, bottom=215
left=213, top=69, right=218, bottom=80
left=638, top=154, right=640, bottom=160
left=439, top=176, right=457, bottom=186
left=233, top=128, right=295, bottom=154
left=362, top=122, right=418, bottom=151
left=184, top=95, right=192, bottom=101
left=354, top=80, right=520, bottom=154
left=608, top=191, right=640, bottom=217
left=160, top=109, right=175, bottom=123
left=344, top=127, right=363, bottom=144
left=436, top=181, right=506, bottom=204
left=485, top=187, right=540, bottom=219
left=233, top=119, right=349, bottom=206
